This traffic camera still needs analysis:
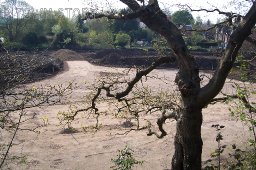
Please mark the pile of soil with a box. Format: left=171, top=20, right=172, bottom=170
left=48, top=48, right=219, bottom=70
left=50, top=49, right=86, bottom=61
left=0, top=51, right=64, bottom=91
left=86, top=49, right=219, bottom=70
left=86, top=49, right=157, bottom=67
left=22, top=48, right=252, bottom=78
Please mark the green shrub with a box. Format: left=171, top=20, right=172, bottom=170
left=22, top=32, right=39, bottom=47
left=76, top=33, right=88, bottom=46
left=115, top=33, right=131, bottom=48
left=5, top=41, right=25, bottom=50
left=111, top=146, right=143, bottom=170
left=38, top=36, right=48, bottom=44
left=87, top=31, right=114, bottom=49
left=21, top=33, right=48, bottom=49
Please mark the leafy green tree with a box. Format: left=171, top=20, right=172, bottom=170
left=22, top=32, right=39, bottom=47
left=171, top=10, right=194, bottom=26
left=86, top=18, right=112, bottom=33
left=0, top=0, right=33, bottom=41
left=51, top=16, right=78, bottom=48
left=115, top=32, right=131, bottom=48
left=22, top=10, right=62, bottom=36
left=111, top=8, right=140, bottom=34
left=190, top=32, right=204, bottom=45
left=76, top=14, right=88, bottom=33
left=194, top=16, right=203, bottom=29
left=87, top=30, right=114, bottom=49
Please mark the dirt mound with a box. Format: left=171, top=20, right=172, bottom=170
left=50, top=49, right=85, bottom=61
left=87, top=49, right=160, bottom=67
left=94, top=48, right=156, bottom=58
left=88, top=49, right=219, bottom=70
left=0, top=52, right=64, bottom=91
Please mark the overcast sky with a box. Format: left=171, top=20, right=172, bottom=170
left=23, top=0, right=251, bottom=23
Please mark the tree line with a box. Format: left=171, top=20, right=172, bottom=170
left=0, top=0, right=219, bottom=51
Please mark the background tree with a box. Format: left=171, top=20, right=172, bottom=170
left=86, top=17, right=112, bottom=33
left=193, top=16, right=203, bottom=29
left=115, top=32, right=131, bottom=48
left=171, top=10, right=194, bottom=26
left=0, top=0, right=32, bottom=41
left=111, top=8, right=140, bottom=33
left=51, top=15, right=78, bottom=48
left=111, top=8, right=141, bottom=42
left=76, top=14, right=88, bottom=33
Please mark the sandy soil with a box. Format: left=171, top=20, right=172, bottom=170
left=3, top=61, right=254, bottom=170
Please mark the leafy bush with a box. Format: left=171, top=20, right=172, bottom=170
left=191, top=32, right=204, bottom=44
left=22, top=32, right=39, bottom=47
left=38, top=35, right=48, bottom=44
left=5, top=41, right=25, bottom=50
left=111, top=146, right=143, bottom=170
left=115, top=33, right=131, bottom=48
left=76, top=33, right=88, bottom=46
left=87, top=30, right=114, bottom=49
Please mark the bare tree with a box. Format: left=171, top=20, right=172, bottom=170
left=79, top=0, right=256, bottom=169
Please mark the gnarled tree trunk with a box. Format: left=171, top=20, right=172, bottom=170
left=172, top=108, right=203, bottom=170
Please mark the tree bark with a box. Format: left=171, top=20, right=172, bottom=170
left=172, top=107, right=203, bottom=170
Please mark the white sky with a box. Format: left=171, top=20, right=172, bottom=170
left=23, top=0, right=252, bottom=23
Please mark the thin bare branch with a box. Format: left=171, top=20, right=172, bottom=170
left=0, top=112, right=22, bottom=168
left=116, top=56, right=174, bottom=100
left=181, top=4, right=241, bottom=17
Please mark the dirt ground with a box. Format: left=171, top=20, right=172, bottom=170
left=3, top=57, right=254, bottom=170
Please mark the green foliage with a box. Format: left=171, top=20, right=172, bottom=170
left=0, top=7, right=83, bottom=49
left=0, top=0, right=33, bottom=41
left=205, top=53, right=256, bottom=169
left=204, top=124, right=225, bottom=170
left=235, top=54, right=251, bottom=82
left=111, top=146, right=143, bottom=170
left=87, top=30, right=114, bottom=49
left=190, top=32, right=205, bottom=45
left=111, top=8, right=140, bottom=34
left=152, top=36, right=170, bottom=56
left=4, top=41, right=25, bottom=50
left=76, top=14, right=88, bottom=33
left=75, top=33, right=88, bottom=46
left=194, top=16, right=203, bottom=29
left=229, top=84, right=256, bottom=149
left=22, top=32, right=39, bottom=47
left=229, top=55, right=256, bottom=150
left=52, top=24, right=62, bottom=35
left=86, top=18, right=112, bottom=33
left=129, top=28, right=154, bottom=42
left=240, top=150, right=256, bottom=169
left=51, top=17, right=79, bottom=48
left=171, top=10, right=194, bottom=26
left=33, top=11, right=63, bottom=35
left=115, top=32, right=131, bottom=48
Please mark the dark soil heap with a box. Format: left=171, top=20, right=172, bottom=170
left=0, top=51, right=64, bottom=91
